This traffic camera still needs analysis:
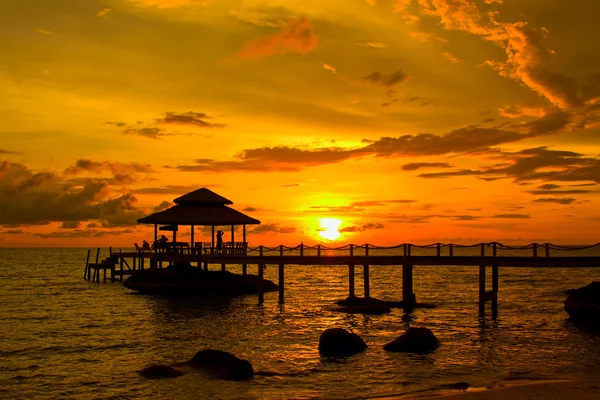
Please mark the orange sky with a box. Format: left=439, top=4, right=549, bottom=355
left=1, top=0, right=600, bottom=247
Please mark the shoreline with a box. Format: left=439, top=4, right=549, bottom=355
left=390, top=378, right=600, bottom=400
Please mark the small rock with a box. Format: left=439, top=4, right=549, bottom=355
left=564, top=281, right=600, bottom=324
left=384, top=327, right=440, bottom=353
left=138, top=364, right=184, bottom=379
left=318, top=328, right=367, bottom=357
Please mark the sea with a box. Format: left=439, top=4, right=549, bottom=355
left=1, top=246, right=600, bottom=400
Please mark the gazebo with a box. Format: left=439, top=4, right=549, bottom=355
left=137, top=188, right=261, bottom=252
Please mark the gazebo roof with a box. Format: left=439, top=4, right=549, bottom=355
left=173, top=188, right=232, bottom=205
left=137, top=188, right=260, bottom=226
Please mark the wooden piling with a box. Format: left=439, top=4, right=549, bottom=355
left=258, top=264, right=264, bottom=305
left=120, top=255, right=124, bottom=282
left=492, top=263, right=499, bottom=312
left=84, top=249, right=90, bottom=280
left=402, top=263, right=413, bottom=308
left=278, top=264, right=284, bottom=303
left=221, top=263, right=226, bottom=272
left=92, top=248, right=100, bottom=282
left=478, top=265, right=486, bottom=313
left=242, top=264, right=247, bottom=276
left=349, top=264, right=355, bottom=298
left=363, top=265, right=370, bottom=298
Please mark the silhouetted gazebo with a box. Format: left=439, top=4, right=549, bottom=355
left=137, top=188, right=260, bottom=249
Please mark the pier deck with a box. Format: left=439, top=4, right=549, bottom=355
left=82, top=242, right=600, bottom=314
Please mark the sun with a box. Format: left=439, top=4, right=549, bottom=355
left=318, top=218, right=342, bottom=241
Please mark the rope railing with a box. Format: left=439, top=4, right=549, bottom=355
left=241, top=242, right=600, bottom=257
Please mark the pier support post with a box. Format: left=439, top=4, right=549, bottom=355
left=363, top=265, right=370, bottom=298
left=92, top=248, right=100, bottom=282
left=120, top=256, right=124, bottom=282
left=279, top=264, right=284, bottom=303
left=203, top=262, right=208, bottom=271
left=258, top=264, right=264, bottom=305
left=242, top=264, right=247, bottom=276
left=349, top=264, right=355, bottom=298
left=221, top=263, right=226, bottom=272
left=84, top=249, right=90, bottom=280
left=492, top=263, right=499, bottom=314
left=478, top=265, right=486, bottom=314
left=402, top=264, right=414, bottom=309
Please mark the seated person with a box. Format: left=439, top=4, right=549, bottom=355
left=142, top=240, right=151, bottom=252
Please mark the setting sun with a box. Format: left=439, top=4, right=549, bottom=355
left=318, top=218, right=342, bottom=241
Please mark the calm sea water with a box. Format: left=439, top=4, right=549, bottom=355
left=1, top=246, right=600, bottom=400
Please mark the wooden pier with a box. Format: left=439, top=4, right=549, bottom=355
left=83, top=242, right=600, bottom=314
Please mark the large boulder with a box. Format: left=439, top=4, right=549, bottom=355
left=318, top=328, right=368, bottom=357
left=564, top=281, right=600, bottom=323
left=384, top=327, right=440, bottom=353
left=138, top=364, right=184, bottom=379
left=187, top=349, right=254, bottom=381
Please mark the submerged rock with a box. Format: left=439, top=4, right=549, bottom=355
left=187, top=349, right=254, bottom=381
left=318, top=328, right=367, bottom=357
left=123, top=266, right=278, bottom=295
left=564, top=281, right=600, bottom=324
left=384, top=327, right=440, bottom=353
left=138, top=364, right=184, bottom=379
left=332, top=297, right=392, bottom=315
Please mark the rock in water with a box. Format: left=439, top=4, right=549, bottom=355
left=384, top=327, right=440, bottom=353
left=564, top=281, right=600, bottom=324
left=138, top=364, right=184, bottom=379
left=188, top=349, right=254, bottom=381
left=318, top=328, right=368, bottom=357
left=332, top=297, right=392, bottom=315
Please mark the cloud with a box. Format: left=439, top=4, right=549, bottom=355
left=97, top=8, right=111, bottom=18
left=350, top=200, right=415, bottom=207
left=402, top=162, right=453, bottom=171
left=250, top=223, right=297, bottom=234
left=533, top=198, right=575, bottom=205
left=34, top=228, right=134, bottom=239
left=125, top=0, right=196, bottom=9
left=339, top=222, right=384, bottom=233
left=538, top=184, right=560, bottom=190
left=0, top=149, right=20, bottom=155
left=35, top=28, right=58, bottom=36
left=322, top=63, right=337, bottom=74
left=154, top=112, right=225, bottom=128
left=362, top=71, right=409, bottom=87
left=359, top=42, right=388, bottom=48
left=132, top=185, right=218, bottom=195
left=63, top=159, right=154, bottom=184
left=60, top=221, right=81, bottom=229
left=0, top=161, right=148, bottom=227
left=239, top=18, right=318, bottom=59
left=2, top=229, right=25, bottom=235
left=442, top=52, right=459, bottom=63
left=122, top=127, right=165, bottom=139
left=152, top=201, right=172, bottom=213
left=491, top=214, right=531, bottom=219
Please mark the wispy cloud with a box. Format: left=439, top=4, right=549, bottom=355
left=239, top=18, right=318, bottom=59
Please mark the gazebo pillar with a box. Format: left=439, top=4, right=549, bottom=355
left=243, top=225, right=246, bottom=243
left=211, top=226, right=215, bottom=248
left=191, top=224, right=194, bottom=248
left=231, top=224, right=234, bottom=245
left=154, top=224, right=158, bottom=242
left=173, top=225, right=177, bottom=243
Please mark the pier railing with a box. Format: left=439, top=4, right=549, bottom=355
left=245, top=242, right=600, bottom=258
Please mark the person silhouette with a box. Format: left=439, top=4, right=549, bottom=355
left=216, top=230, right=224, bottom=253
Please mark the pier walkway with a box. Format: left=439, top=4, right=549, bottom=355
left=83, top=242, right=600, bottom=313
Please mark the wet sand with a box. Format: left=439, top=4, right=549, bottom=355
left=406, top=379, right=600, bottom=400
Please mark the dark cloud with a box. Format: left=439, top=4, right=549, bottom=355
left=533, top=198, right=575, bottom=205
left=526, top=189, right=591, bottom=195
left=538, top=184, right=560, bottom=190
left=402, top=162, right=453, bottom=171
left=339, top=222, right=384, bottom=232
left=34, top=228, right=134, bottom=239
left=362, top=71, right=409, bottom=87
left=64, top=159, right=154, bottom=181
left=491, top=214, right=531, bottom=219
left=450, top=215, right=481, bottom=221
left=123, top=127, right=164, bottom=139
left=418, top=146, right=600, bottom=184
left=60, top=221, right=81, bottom=229
left=350, top=199, right=415, bottom=207
left=0, top=161, right=147, bottom=227
left=155, top=112, right=225, bottom=128
left=0, top=149, right=20, bottom=155
left=152, top=201, right=172, bottom=213
left=2, top=229, right=25, bottom=234
left=132, top=185, right=218, bottom=195
left=250, top=223, right=297, bottom=234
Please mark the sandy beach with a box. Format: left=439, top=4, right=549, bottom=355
left=408, top=379, right=600, bottom=400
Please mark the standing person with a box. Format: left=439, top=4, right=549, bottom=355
left=216, top=230, right=224, bottom=253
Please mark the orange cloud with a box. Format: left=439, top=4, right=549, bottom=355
left=239, top=18, right=318, bottom=59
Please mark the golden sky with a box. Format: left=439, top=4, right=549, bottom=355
left=1, top=0, right=600, bottom=247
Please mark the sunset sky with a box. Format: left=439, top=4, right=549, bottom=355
left=1, top=0, right=600, bottom=247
